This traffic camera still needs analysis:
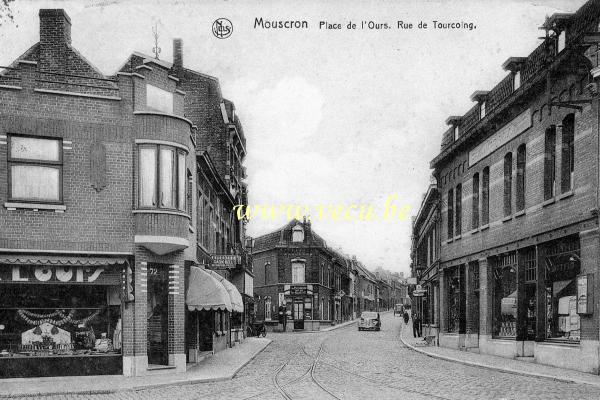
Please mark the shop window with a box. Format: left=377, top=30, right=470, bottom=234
left=0, top=266, right=123, bottom=373
left=504, top=152, right=512, bottom=216
left=146, top=84, right=173, bottom=114
left=292, top=261, right=305, bottom=284
left=544, top=126, right=557, bottom=200
left=561, top=114, right=575, bottom=193
left=472, top=173, right=479, bottom=229
left=545, top=238, right=580, bottom=342
left=138, top=144, right=187, bottom=211
left=521, top=248, right=537, bottom=340
left=447, top=188, right=454, bottom=239
left=482, top=167, right=490, bottom=225
left=493, top=252, right=517, bottom=338
left=8, top=135, right=62, bottom=203
left=516, top=145, right=526, bottom=212
left=455, top=184, right=462, bottom=236
left=446, top=266, right=462, bottom=333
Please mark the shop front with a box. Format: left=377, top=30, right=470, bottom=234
left=0, top=257, right=126, bottom=378
left=283, top=284, right=317, bottom=330
left=185, top=266, right=243, bottom=362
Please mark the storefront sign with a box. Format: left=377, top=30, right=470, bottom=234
left=210, top=255, right=241, bottom=269
left=0, top=265, right=120, bottom=285
left=577, top=274, right=593, bottom=315
left=290, top=285, right=307, bottom=296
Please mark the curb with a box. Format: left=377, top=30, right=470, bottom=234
left=398, top=328, right=600, bottom=388
left=1, top=339, right=273, bottom=398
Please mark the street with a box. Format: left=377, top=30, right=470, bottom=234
left=33, top=313, right=600, bottom=400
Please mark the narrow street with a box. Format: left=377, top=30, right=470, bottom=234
left=33, top=313, right=600, bottom=400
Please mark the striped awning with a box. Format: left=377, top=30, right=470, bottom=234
left=186, top=266, right=233, bottom=312
left=0, top=255, right=128, bottom=266
left=204, top=269, right=244, bottom=313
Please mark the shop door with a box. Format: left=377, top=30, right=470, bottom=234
left=293, top=301, right=304, bottom=330
left=147, top=264, right=169, bottom=365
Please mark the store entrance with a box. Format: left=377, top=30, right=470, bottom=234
left=293, top=300, right=304, bottom=330
left=147, top=264, right=169, bottom=366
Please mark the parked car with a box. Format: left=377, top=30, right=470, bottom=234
left=358, top=311, right=381, bottom=331
left=394, top=303, right=404, bottom=316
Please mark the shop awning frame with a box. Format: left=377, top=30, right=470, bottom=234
left=204, top=269, right=244, bottom=313
left=0, top=255, right=128, bottom=266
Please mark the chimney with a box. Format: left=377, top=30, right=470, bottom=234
left=39, top=9, right=72, bottom=72
left=173, top=38, right=183, bottom=72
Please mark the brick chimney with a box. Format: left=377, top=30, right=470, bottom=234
left=173, top=38, right=183, bottom=73
left=39, top=9, right=72, bottom=73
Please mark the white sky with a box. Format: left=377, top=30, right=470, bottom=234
left=0, top=0, right=586, bottom=276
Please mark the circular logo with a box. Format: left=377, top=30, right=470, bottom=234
left=212, top=18, right=233, bottom=39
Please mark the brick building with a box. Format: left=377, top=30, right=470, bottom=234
left=252, top=219, right=355, bottom=331
left=0, top=9, right=248, bottom=378
left=430, top=0, right=600, bottom=373
left=410, top=183, right=441, bottom=339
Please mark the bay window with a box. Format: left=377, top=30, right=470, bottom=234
left=137, top=144, right=187, bottom=212
left=8, top=135, right=62, bottom=203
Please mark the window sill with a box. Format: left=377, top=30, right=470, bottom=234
left=558, top=190, right=574, bottom=200
left=469, top=228, right=479, bottom=235
left=454, top=235, right=462, bottom=241
left=502, top=215, right=512, bottom=223
left=514, top=210, right=525, bottom=218
left=133, top=209, right=191, bottom=220
left=133, top=111, right=193, bottom=126
left=538, top=340, right=580, bottom=348
left=4, top=202, right=66, bottom=212
left=480, top=224, right=489, bottom=231
left=445, top=238, right=454, bottom=244
left=542, top=197, right=555, bottom=207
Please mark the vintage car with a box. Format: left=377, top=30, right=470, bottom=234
left=394, top=303, right=404, bottom=316
left=358, top=311, right=381, bottom=331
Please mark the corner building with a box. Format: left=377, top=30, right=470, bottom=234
left=433, top=0, right=600, bottom=373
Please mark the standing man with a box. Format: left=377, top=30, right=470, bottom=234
left=413, top=313, right=422, bottom=338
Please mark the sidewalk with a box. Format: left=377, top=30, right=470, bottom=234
left=319, top=318, right=358, bottom=332
left=399, top=319, right=600, bottom=388
left=0, top=337, right=271, bottom=398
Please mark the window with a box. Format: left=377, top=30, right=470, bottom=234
left=453, top=126, right=460, bottom=141
left=265, top=297, right=272, bottom=320
left=138, top=144, right=187, bottom=211
left=447, top=188, right=454, bottom=239
left=482, top=167, right=489, bottom=225
left=146, top=84, right=173, bottom=114
left=480, top=101, right=486, bottom=119
left=455, top=184, right=462, bottom=236
left=264, top=262, right=271, bottom=285
left=504, top=153, right=513, bottom=216
left=8, top=135, right=62, bottom=202
left=493, top=252, right=517, bottom=338
left=516, top=145, right=526, bottom=212
left=472, top=173, right=480, bottom=229
left=292, top=261, right=305, bottom=283
left=513, top=71, right=521, bottom=91
left=292, top=224, right=304, bottom=242
left=557, top=30, right=566, bottom=53
left=544, top=126, right=557, bottom=200
left=561, top=114, right=575, bottom=193
left=446, top=266, right=462, bottom=333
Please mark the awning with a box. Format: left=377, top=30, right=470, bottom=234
left=0, top=255, right=128, bottom=266
left=204, top=269, right=244, bottom=313
left=186, top=266, right=232, bottom=312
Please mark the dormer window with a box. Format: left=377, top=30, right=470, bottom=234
left=453, top=126, right=460, bottom=141
left=557, top=30, right=566, bottom=53
left=292, top=224, right=304, bottom=242
left=513, top=71, right=521, bottom=91
left=480, top=101, right=486, bottom=119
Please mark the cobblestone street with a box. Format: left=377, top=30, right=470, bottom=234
left=29, top=313, right=600, bottom=400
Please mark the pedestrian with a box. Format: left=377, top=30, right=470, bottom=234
left=413, top=313, right=422, bottom=338
left=403, top=310, right=409, bottom=325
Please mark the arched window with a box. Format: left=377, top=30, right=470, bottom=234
left=561, top=114, right=575, bottom=193
left=504, top=153, right=513, bottom=216
left=482, top=167, right=490, bottom=225
left=447, top=188, right=454, bottom=239
left=455, top=184, right=462, bottom=236
left=516, top=145, right=526, bottom=212
left=544, top=126, right=557, bottom=200
left=472, top=173, right=479, bottom=229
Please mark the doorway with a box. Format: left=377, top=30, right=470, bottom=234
left=293, top=300, right=304, bottom=330
left=147, top=264, right=169, bottom=366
